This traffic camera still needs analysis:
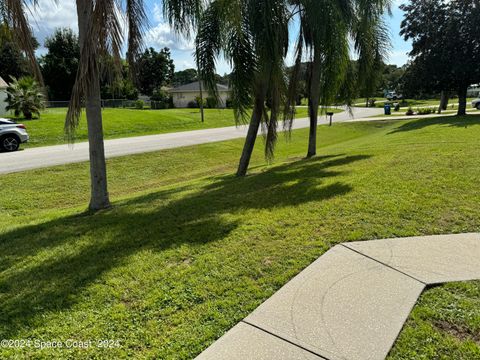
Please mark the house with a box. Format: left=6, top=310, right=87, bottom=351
left=0, top=76, right=8, bottom=116
left=168, top=81, right=230, bottom=108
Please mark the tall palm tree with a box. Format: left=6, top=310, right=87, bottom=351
left=196, top=0, right=291, bottom=177
left=3, top=0, right=202, bottom=211
left=287, top=0, right=391, bottom=158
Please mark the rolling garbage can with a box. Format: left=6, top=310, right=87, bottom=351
left=384, top=103, right=391, bottom=115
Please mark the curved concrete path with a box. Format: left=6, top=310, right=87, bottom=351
left=0, top=107, right=382, bottom=175
left=196, top=233, right=480, bottom=360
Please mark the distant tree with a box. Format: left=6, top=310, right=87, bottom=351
left=137, top=47, right=175, bottom=96
left=40, top=28, right=80, bottom=100
left=101, top=60, right=139, bottom=100
left=6, top=76, right=45, bottom=119
left=380, top=64, right=405, bottom=93
left=401, top=0, right=480, bottom=115
left=0, top=23, right=37, bottom=80
left=173, top=68, right=198, bottom=86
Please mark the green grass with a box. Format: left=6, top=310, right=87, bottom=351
left=1, top=115, right=480, bottom=358
left=7, top=107, right=342, bottom=148
left=389, top=281, right=480, bottom=359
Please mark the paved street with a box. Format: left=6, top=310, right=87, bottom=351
left=1, top=107, right=382, bottom=175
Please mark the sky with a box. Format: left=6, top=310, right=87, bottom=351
left=28, top=0, right=412, bottom=74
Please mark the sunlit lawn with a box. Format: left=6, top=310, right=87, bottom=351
left=1, top=115, right=480, bottom=358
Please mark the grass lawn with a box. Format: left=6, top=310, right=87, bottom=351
left=1, top=115, right=480, bottom=358
left=6, top=106, right=342, bottom=148
left=389, top=281, right=480, bottom=359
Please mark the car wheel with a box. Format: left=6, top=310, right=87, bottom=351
left=1, top=135, right=20, bottom=152
left=476, top=103, right=480, bottom=110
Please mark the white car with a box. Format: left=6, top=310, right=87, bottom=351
left=0, top=118, right=29, bottom=152
left=386, top=91, right=403, bottom=101
left=472, top=98, right=480, bottom=110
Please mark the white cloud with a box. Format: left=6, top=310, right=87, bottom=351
left=28, top=0, right=78, bottom=45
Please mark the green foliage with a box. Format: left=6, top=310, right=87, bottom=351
left=173, top=68, right=198, bottom=86
left=417, top=108, right=435, bottom=115
left=39, top=28, right=79, bottom=101
left=137, top=48, right=175, bottom=96
left=0, top=23, right=35, bottom=80
left=150, top=89, right=172, bottom=109
left=5, top=76, right=45, bottom=119
left=206, top=96, right=218, bottom=109
left=134, top=100, right=144, bottom=110
left=400, top=0, right=480, bottom=114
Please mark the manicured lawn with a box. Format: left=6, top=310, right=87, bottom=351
left=389, top=281, right=480, bottom=359
left=6, top=106, right=342, bottom=148
left=1, top=115, right=480, bottom=358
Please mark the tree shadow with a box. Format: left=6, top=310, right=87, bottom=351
left=389, top=114, right=480, bottom=134
left=0, top=153, right=371, bottom=338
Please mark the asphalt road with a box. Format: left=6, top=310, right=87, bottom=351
left=1, top=107, right=383, bottom=175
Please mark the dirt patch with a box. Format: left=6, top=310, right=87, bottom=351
left=434, top=320, right=480, bottom=344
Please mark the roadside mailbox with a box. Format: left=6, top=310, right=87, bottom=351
left=327, top=112, right=334, bottom=126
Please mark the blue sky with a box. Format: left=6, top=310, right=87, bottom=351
left=30, top=0, right=412, bottom=74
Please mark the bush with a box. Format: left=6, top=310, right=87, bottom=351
left=150, top=89, right=172, bottom=110
left=206, top=96, right=218, bottom=109
left=368, top=99, right=376, bottom=107
left=406, top=107, right=414, bottom=116
left=187, top=100, right=198, bottom=108
left=195, top=96, right=206, bottom=108
left=417, top=108, right=434, bottom=115
left=135, top=100, right=144, bottom=110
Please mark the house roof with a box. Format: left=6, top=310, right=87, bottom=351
left=169, top=81, right=229, bottom=93
left=0, top=76, right=8, bottom=89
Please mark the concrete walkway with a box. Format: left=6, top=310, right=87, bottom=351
left=196, top=233, right=480, bottom=360
left=0, top=107, right=382, bottom=175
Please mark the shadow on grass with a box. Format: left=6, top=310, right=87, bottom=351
left=0, top=154, right=371, bottom=337
left=389, top=114, right=480, bottom=134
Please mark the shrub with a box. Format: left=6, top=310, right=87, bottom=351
left=195, top=96, right=206, bottom=108
left=368, top=99, right=376, bottom=107
left=187, top=100, right=198, bottom=108
left=417, top=108, right=434, bottom=115
left=206, top=96, right=218, bottom=109
left=135, top=100, right=144, bottom=110
left=6, top=76, right=45, bottom=119
left=150, top=89, right=172, bottom=109
left=406, top=107, right=414, bottom=116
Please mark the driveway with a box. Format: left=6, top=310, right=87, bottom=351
left=1, top=107, right=383, bottom=175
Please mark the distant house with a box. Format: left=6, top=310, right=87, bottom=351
left=169, top=81, right=230, bottom=108
left=0, top=76, right=8, bottom=116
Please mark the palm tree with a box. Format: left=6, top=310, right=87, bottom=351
left=289, top=0, right=389, bottom=157
left=2, top=0, right=201, bottom=211
left=6, top=76, right=45, bottom=119
left=196, top=0, right=291, bottom=177
left=287, top=0, right=391, bottom=158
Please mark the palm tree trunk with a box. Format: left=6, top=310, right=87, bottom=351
left=457, top=86, right=468, bottom=116
left=307, top=53, right=321, bottom=158
left=236, top=94, right=264, bottom=177
left=77, top=0, right=110, bottom=211
left=307, top=96, right=319, bottom=158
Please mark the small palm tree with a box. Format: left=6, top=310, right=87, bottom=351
left=6, top=76, right=45, bottom=119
